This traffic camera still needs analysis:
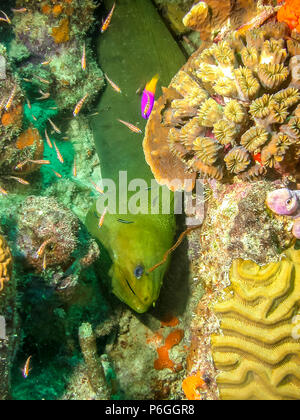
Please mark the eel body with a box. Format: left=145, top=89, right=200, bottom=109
left=86, top=0, right=186, bottom=313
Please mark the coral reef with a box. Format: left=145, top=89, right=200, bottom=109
left=0, top=234, right=15, bottom=400
left=211, top=246, right=300, bottom=400
left=144, top=21, right=300, bottom=190
left=0, top=55, right=43, bottom=192
left=182, top=180, right=297, bottom=400
left=9, top=0, right=104, bottom=112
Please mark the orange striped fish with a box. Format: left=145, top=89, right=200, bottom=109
left=118, top=119, right=142, bottom=134
left=48, top=118, right=61, bottom=134
left=73, top=160, right=77, bottom=177
left=36, top=76, right=50, bottom=85
left=5, top=85, right=16, bottom=110
left=105, top=74, right=122, bottom=93
left=28, top=159, right=51, bottom=165
left=22, top=356, right=32, bottom=379
left=91, top=181, right=104, bottom=194
left=73, top=94, right=89, bottom=117
left=26, top=98, right=31, bottom=109
left=51, top=169, right=62, bottom=178
left=81, top=43, right=86, bottom=71
left=36, top=238, right=52, bottom=259
left=43, top=253, right=47, bottom=271
left=45, top=129, right=53, bottom=149
left=98, top=207, right=108, bottom=228
left=53, top=141, right=64, bottom=164
left=101, top=3, right=116, bottom=33
left=8, top=176, right=30, bottom=185
left=11, top=8, right=27, bottom=13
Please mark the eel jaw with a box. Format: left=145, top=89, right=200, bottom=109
left=109, top=263, right=163, bottom=313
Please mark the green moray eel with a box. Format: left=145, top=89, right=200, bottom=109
left=86, top=0, right=186, bottom=313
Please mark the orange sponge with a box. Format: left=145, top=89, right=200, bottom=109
left=277, top=0, right=300, bottom=32
left=52, top=18, right=70, bottom=43
left=16, top=127, right=41, bottom=150
left=182, top=372, right=204, bottom=400
left=154, top=329, right=184, bottom=371
left=1, top=104, right=23, bottom=127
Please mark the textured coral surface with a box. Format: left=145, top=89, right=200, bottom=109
left=144, top=22, right=300, bottom=190
left=211, top=246, right=300, bottom=400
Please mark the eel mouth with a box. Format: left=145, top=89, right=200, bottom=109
left=125, top=278, right=137, bottom=297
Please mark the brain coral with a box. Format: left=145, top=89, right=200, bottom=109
left=144, top=22, right=300, bottom=190
left=211, top=246, right=300, bottom=400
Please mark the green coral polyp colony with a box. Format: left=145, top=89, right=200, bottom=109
left=167, top=23, right=300, bottom=181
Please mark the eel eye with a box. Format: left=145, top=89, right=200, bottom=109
left=134, top=265, right=144, bottom=279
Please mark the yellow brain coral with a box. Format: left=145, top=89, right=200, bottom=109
left=0, top=235, right=12, bottom=293
left=211, top=246, right=300, bottom=400
left=143, top=22, right=300, bottom=186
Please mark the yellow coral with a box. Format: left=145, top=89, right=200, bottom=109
left=198, top=98, right=223, bottom=127
left=213, top=77, right=237, bottom=97
left=143, top=22, right=300, bottom=187
left=214, top=41, right=235, bottom=66
left=213, top=119, right=237, bottom=145
left=249, top=94, right=274, bottom=119
left=260, top=39, right=287, bottom=65
left=224, top=100, right=246, bottom=124
left=224, top=146, right=250, bottom=174
left=240, top=126, right=269, bottom=152
left=0, top=235, right=12, bottom=293
left=240, top=46, right=259, bottom=69
left=273, top=88, right=300, bottom=108
left=211, top=247, right=300, bottom=400
left=192, top=137, right=221, bottom=165
left=258, top=63, right=289, bottom=90
left=234, top=67, right=260, bottom=100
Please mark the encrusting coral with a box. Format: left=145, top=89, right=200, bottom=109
left=211, top=246, right=300, bottom=400
left=144, top=21, right=300, bottom=190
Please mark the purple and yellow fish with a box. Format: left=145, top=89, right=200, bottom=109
left=141, top=74, right=159, bottom=120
